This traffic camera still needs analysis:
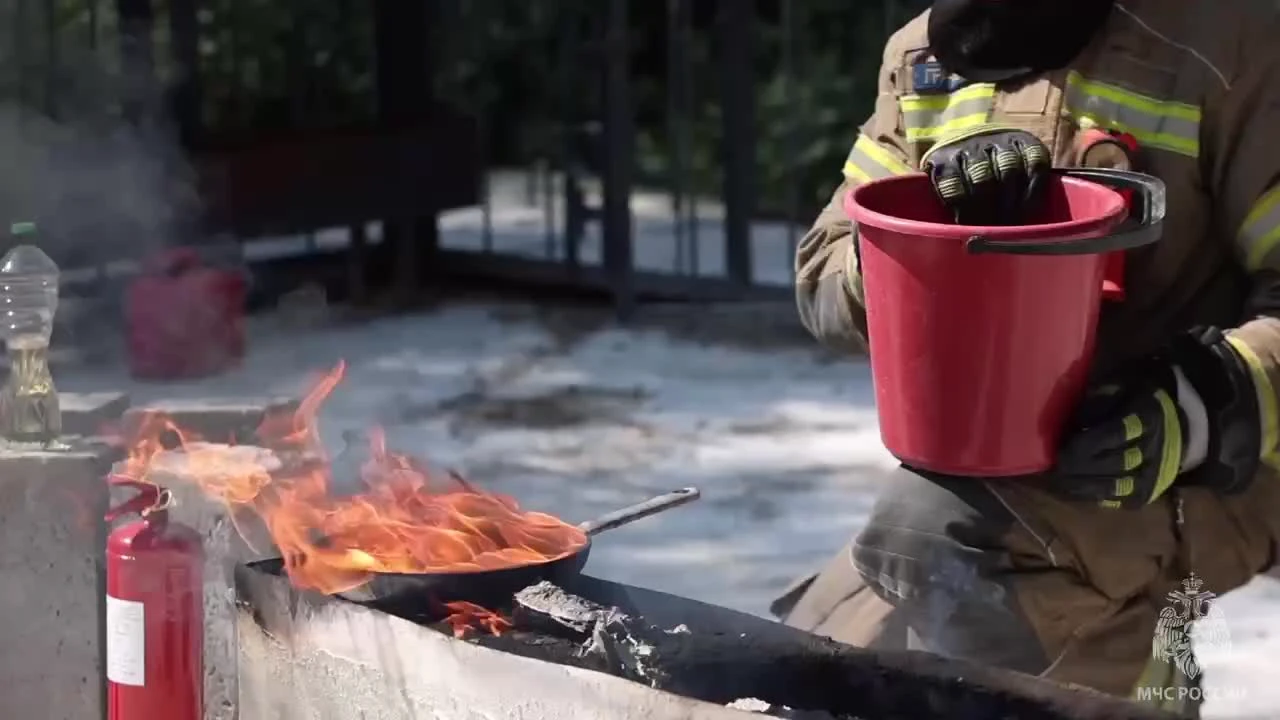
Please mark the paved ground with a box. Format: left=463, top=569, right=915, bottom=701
left=67, top=299, right=890, bottom=610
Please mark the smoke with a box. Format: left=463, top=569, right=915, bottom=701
left=0, top=105, right=201, bottom=266
left=0, top=40, right=201, bottom=269
left=0, top=5, right=220, bottom=358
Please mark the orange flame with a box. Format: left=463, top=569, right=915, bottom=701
left=115, top=360, right=589, bottom=603
left=443, top=601, right=514, bottom=638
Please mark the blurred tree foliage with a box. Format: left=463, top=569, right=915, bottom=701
left=634, top=0, right=928, bottom=218
left=3, top=0, right=928, bottom=219
left=433, top=0, right=930, bottom=217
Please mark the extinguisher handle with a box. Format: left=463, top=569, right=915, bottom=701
left=106, top=475, right=172, bottom=523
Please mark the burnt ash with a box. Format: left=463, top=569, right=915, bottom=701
left=240, top=560, right=1174, bottom=720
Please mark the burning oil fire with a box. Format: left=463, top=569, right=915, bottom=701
left=113, top=361, right=589, bottom=614
left=443, top=601, right=514, bottom=637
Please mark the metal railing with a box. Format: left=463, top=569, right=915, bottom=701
left=0, top=0, right=928, bottom=313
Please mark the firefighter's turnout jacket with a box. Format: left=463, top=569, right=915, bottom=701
left=792, top=0, right=1280, bottom=710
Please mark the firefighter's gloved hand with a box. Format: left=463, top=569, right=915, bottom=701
left=920, top=125, right=1051, bottom=226
left=1049, top=327, right=1262, bottom=509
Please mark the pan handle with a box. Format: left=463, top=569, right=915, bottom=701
left=577, top=487, right=701, bottom=536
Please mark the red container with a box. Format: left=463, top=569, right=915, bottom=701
left=127, top=248, right=246, bottom=380
left=106, top=478, right=204, bottom=720
left=1102, top=234, right=1128, bottom=300
left=845, top=169, right=1165, bottom=476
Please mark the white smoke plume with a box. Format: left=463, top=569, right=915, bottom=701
left=0, top=4, right=216, bottom=356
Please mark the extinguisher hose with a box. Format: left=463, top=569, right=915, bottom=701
left=106, top=475, right=175, bottom=523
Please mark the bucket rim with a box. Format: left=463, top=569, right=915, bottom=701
left=844, top=173, right=1128, bottom=240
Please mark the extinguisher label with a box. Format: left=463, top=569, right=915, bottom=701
left=105, top=595, right=146, bottom=686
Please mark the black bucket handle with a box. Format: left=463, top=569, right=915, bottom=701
left=965, top=168, right=1166, bottom=256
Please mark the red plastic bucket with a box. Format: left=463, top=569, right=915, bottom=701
left=845, top=169, right=1166, bottom=476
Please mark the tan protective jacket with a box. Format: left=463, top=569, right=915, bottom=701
left=797, top=0, right=1280, bottom=473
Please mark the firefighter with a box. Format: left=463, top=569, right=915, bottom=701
left=773, top=0, right=1280, bottom=714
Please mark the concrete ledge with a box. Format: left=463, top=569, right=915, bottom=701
left=236, top=564, right=1174, bottom=720
left=0, top=441, right=119, bottom=720
left=61, top=391, right=131, bottom=437
left=236, top=572, right=766, bottom=720
left=122, top=397, right=298, bottom=446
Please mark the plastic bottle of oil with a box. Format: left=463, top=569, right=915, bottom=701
left=0, top=222, right=61, bottom=443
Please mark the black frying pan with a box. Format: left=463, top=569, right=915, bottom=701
left=336, top=487, right=701, bottom=606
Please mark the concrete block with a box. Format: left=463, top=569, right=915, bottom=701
left=60, top=391, right=131, bottom=437
left=235, top=565, right=1172, bottom=720
left=123, top=397, right=297, bottom=446
left=235, top=568, right=766, bottom=720
left=124, top=398, right=295, bottom=720
left=0, top=441, right=119, bottom=720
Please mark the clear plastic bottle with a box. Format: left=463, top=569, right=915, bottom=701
left=0, top=223, right=61, bottom=443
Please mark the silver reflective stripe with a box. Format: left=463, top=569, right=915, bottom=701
left=1064, top=71, right=1200, bottom=157
left=1240, top=184, right=1280, bottom=271
left=899, top=84, right=996, bottom=143
left=842, top=134, right=912, bottom=183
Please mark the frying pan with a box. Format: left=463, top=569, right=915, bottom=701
left=336, top=487, right=701, bottom=606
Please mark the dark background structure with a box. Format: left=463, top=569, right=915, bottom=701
left=0, top=0, right=930, bottom=317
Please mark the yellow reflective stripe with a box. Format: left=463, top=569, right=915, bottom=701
left=1064, top=71, right=1200, bottom=157
left=1122, top=414, right=1143, bottom=441
left=1123, top=446, right=1143, bottom=472
left=1225, top=335, right=1280, bottom=469
left=1113, top=476, right=1135, bottom=497
left=842, top=134, right=912, bottom=183
left=1240, top=184, right=1280, bottom=271
left=899, top=84, right=996, bottom=143
left=899, top=83, right=994, bottom=112
left=905, top=112, right=992, bottom=143
left=1151, top=389, right=1182, bottom=501
left=1067, top=71, right=1200, bottom=121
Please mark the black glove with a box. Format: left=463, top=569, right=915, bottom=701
left=920, top=125, right=1051, bottom=225
left=1049, top=327, right=1262, bottom=509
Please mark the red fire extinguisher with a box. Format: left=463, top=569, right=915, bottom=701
left=106, top=476, right=204, bottom=720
